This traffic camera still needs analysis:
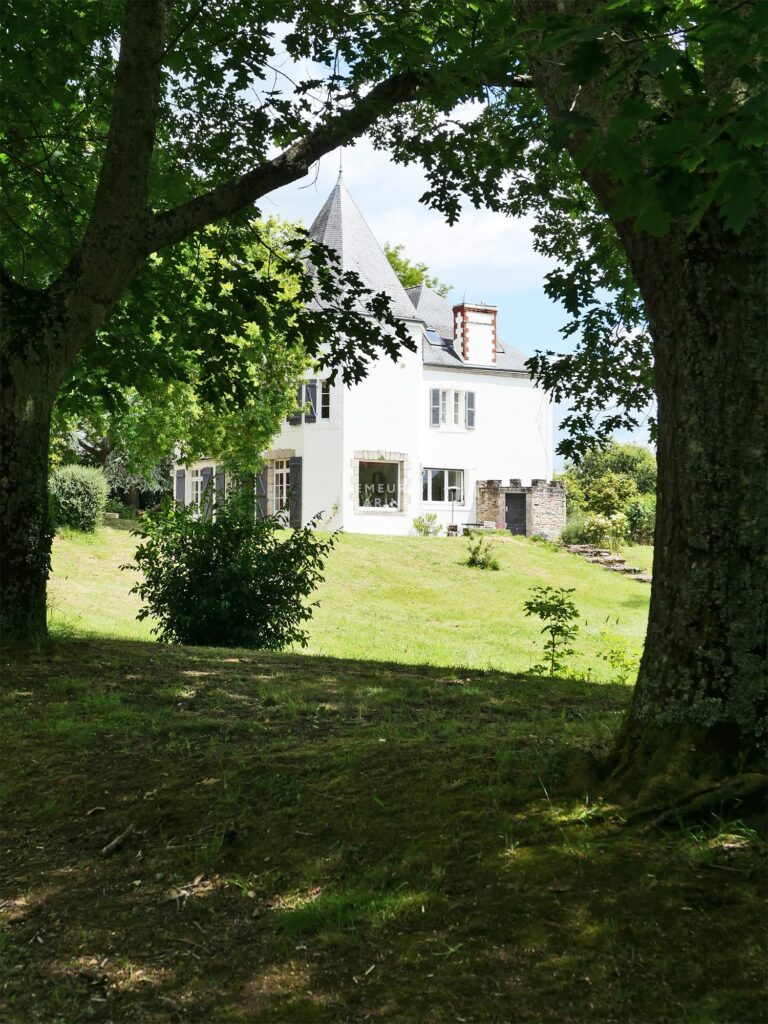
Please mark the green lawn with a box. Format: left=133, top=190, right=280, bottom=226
left=49, top=525, right=650, bottom=681
left=1, top=641, right=764, bottom=1023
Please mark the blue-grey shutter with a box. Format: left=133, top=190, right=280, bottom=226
left=465, top=391, right=476, bottom=429
left=430, top=388, right=440, bottom=427
left=288, top=456, right=302, bottom=529
left=255, top=467, right=268, bottom=519
left=215, top=468, right=226, bottom=503
left=288, top=384, right=303, bottom=425
left=175, top=468, right=186, bottom=503
left=305, top=379, right=317, bottom=423
left=201, top=466, right=214, bottom=519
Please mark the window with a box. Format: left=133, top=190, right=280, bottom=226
left=321, top=380, right=331, bottom=419
left=358, top=461, right=399, bottom=510
left=191, top=468, right=203, bottom=506
left=422, top=468, right=464, bottom=505
left=429, top=388, right=475, bottom=430
left=288, top=379, right=327, bottom=424
left=273, top=459, right=290, bottom=512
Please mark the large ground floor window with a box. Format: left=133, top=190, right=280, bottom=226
left=358, top=461, right=400, bottom=509
left=423, top=468, right=464, bottom=504
left=273, top=459, right=290, bottom=512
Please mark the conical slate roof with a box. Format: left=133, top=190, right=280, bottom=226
left=309, top=176, right=417, bottom=321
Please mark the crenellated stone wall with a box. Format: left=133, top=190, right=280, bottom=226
left=475, top=478, right=566, bottom=540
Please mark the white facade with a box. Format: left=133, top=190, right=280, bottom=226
left=176, top=178, right=555, bottom=536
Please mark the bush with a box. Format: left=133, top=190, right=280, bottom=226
left=126, top=491, right=337, bottom=649
left=623, top=494, right=656, bottom=544
left=413, top=513, right=442, bottom=537
left=466, top=535, right=500, bottom=570
left=585, top=471, right=637, bottom=517
left=560, top=514, right=588, bottom=545
left=582, top=512, right=628, bottom=551
left=49, top=465, right=108, bottom=532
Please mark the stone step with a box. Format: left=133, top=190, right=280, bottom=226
left=612, top=565, right=642, bottom=574
left=634, top=573, right=653, bottom=583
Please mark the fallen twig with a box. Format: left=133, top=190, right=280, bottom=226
left=100, top=823, right=136, bottom=858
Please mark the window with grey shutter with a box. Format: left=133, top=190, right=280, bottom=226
left=175, top=468, right=185, bottom=504
left=430, top=388, right=440, bottom=427
left=201, top=466, right=214, bottom=519
left=255, top=467, right=268, bottom=519
left=215, top=468, right=226, bottom=504
left=305, top=379, right=317, bottom=423
left=465, top=391, right=476, bottom=429
left=288, top=456, right=302, bottom=529
left=288, top=384, right=303, bottom=425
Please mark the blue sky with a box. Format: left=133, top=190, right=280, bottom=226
left=262, top=138, right=651, bottom=468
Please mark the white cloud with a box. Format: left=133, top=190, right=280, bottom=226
left=263, top=138, right=554, bottom=297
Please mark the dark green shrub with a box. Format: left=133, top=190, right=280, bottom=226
left=624, top=494, right=656, bottom=544
left=126, top=491, right=337, bottom=649
left=560, top=514, right=588, bottom=545
left=49, top=465, right=108, bottom=532
left=466, top=535, right=500, bottom=570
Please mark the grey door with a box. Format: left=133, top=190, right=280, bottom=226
left=505, top=493, right=526, bottom=535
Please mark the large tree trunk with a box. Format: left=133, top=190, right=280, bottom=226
left=0, top=293, right=60, bottom=644
left=604, top=212, right=767, bottom=798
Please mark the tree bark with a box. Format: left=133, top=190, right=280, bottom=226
left=603, top=212, right=768, bottom=797
left=0, top=287, right=61, bottom=643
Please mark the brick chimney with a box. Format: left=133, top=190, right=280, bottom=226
left=453, top=303, right=497, bottom=365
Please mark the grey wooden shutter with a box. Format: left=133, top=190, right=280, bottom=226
left=288, top=456, right=302, bottom=529
left=465, top=391, right=476, bottom=429
left=175, top=468, right=186, bottom=503
left=215, top=468, right=226, bottom=504
left=305, top=379, right=317, bottom=423
left=430, top=388, right=440, bottom=427
left=201, top=466, right=214, bottom=519
left=255, top=467, right=268, bottom=519
left=288, top=384, right=303, bottom=425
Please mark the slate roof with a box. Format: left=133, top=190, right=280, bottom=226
left=409, top=283, right=530, bottom=374
left=406, top=283, right=455, bottom=340
left=309, top=175, right=418, bottom=321
left=308, top=179, right=530, bottom=374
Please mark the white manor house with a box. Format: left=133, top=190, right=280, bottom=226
left=175, top=177, right=565, bottom=538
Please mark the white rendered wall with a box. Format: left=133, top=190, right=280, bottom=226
left=420, top=367, right=552, bottom=531
left=339, top=324, right=424, bottom=535
left=268, top=376, right=344, bottom=530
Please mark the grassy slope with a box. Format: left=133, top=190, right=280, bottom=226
left=49, top=527, right=650, bottom=679
left=1, top=641, right=765, bottom=1023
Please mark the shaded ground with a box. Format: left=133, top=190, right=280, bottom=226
left=1, top=640, right=765, bottom=1022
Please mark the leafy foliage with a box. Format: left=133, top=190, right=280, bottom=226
left=523, top=586, right=580, bottom=678
left=624, top=495, right=656, bottom=545
left=412, top=512, right=443, bottom=537
left=376, top=1, right=767, bottom=455
left=384, top=243, right=451, bottom=297
left=561, top=441, right=656, bottom=518
left=466, top=535, right=500, bottom=571
left=49, top=466, right=108, bottom=533
left=128, top=491, right=337, bottom=649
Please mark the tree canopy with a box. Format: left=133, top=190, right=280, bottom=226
left=384, top=243, right=452, bottom=297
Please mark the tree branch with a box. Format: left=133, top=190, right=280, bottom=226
left=147, top=71, right=426, bottom=253
left=77, top=0, right=169, bottom=278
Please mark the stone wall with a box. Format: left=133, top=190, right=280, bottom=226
left=475, top=478, right=566, bottom=540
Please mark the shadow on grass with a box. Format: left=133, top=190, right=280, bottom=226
left=0, top=639, right=764, bottom=1023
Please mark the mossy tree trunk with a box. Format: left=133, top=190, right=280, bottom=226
left=603, top=212, right=767, bottom=796
left=0, top=286, right=63, bottom=643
